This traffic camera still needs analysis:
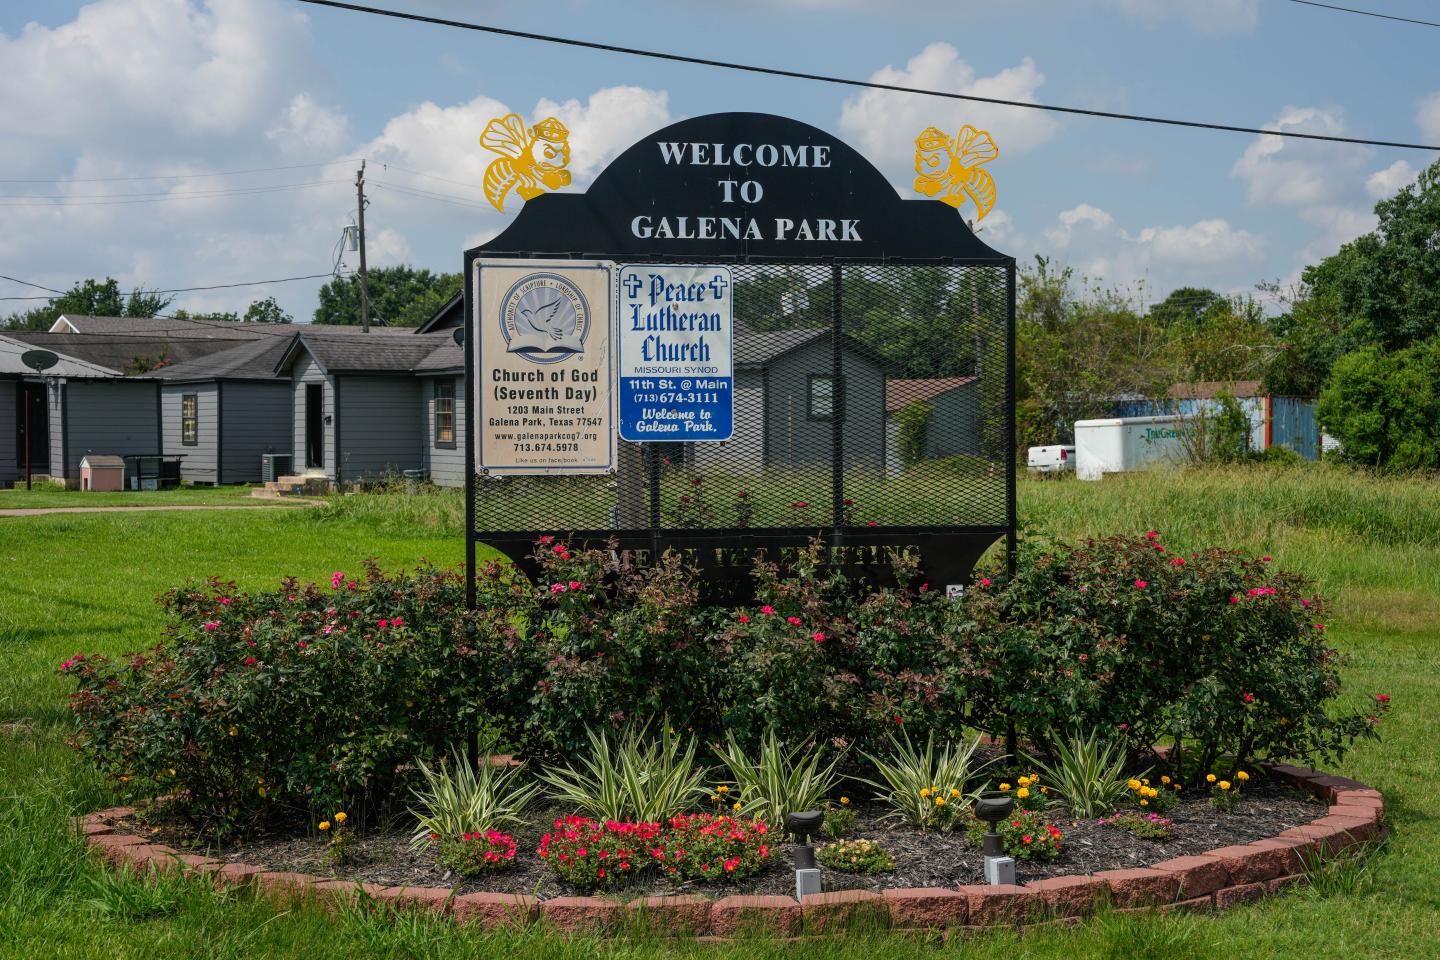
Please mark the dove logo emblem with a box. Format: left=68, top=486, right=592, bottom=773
left=499, top=274, right=590, bottom=363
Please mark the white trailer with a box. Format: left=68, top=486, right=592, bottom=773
left=1074, top=415, right=1190, bottom=481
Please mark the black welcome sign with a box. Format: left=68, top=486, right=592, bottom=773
left=474, top=112, right=1006, bottom=262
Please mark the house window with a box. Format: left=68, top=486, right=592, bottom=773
left=434, top=380, right=456, bottom=448
left=181, top=394, right=198, bottom=445
left=807, top=375, right=835, bottom=421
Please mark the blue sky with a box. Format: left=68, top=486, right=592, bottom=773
left=2, top=0, right=1437, bottom=322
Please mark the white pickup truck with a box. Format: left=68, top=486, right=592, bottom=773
left=1027, top=445, right=1076, bottom=474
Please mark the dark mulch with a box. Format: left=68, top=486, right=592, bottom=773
left=134, top=778, right=1322, bottom=900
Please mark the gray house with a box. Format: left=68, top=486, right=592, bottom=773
left=1, top=333, right=163, bottom=487
left=884, top=376, right=981, bottom=474
left=685, top=329, right=889, bottom=473
left=3, top=334, right=132, bottom=486
left=144, top=337, right=295, bottom=484
left=274, top=330, right=449, bottom=486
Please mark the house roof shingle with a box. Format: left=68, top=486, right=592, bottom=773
left=277, top=330, right=452, bottom=375
left=141, top=336, right=295, bottom=381
left=885, top=376, right=977, bottom=413
left=0, top=334, right=122, bottom=378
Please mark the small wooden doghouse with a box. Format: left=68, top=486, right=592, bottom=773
left=78, top=454, right=126, bottom=492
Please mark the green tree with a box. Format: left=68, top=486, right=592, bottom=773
left=243, top=296, right=292, bottom=324
left=1148, top=287, right=1224, bottom=330
left=1316, top=339, right=1440, bottom=470
left=2, top=277, right=173, bottom=330
left=312, top=266, right=461, bottom=328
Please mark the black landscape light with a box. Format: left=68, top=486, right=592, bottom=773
left=973, top=791, right=1017, bottom=885
left=784, top=810, right=824, bottom=898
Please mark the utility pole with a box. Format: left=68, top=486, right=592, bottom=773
left=355, top=161, right=371, bottom=333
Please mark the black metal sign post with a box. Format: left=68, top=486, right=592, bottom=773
left=464, top=112, right=1015, bottom=605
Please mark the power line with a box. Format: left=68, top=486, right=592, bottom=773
left=0, top=274, right=66, bottom=294
left=1283, top=0, right=1440, bottom=29
left=0, top=179, right=350, bottom=208
left=0, top=272, right=338, bottom=302
left=0, top=159, right=365, bottom=185
left=294, top=0, right=1440, bottom=152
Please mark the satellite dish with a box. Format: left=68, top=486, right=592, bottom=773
left=452, top=329, right=465, bottom=347
left=21, top=349, right=59, bottom=373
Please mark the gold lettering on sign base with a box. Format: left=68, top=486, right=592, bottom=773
left=913, top=125, right=999, bottom=220
left=481, top=114, right=573, bottom=212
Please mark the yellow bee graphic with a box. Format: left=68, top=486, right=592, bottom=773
left=913, top=125, right=999, bottom=220
left=481, top=114, right=573, bottom=213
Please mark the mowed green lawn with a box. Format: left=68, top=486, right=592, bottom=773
left=0, top=483, right=265, bottom=510
left=0, top=464, right=1436, bottom=959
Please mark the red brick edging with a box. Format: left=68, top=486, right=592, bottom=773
left=78, top=763, right=1384, bottom=938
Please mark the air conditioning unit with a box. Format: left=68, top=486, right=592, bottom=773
left=262, top=453, right=294, bottom=483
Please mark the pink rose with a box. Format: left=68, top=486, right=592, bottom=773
left=202, top=621, right=220, bottom=631
left=760, top=605, right=775, bottom=615
left=979, top=578, right=992, bottom=587
left=812, top=631, right=825, bottom=643
left=786, top=616, right=802, bottom=626
left=1134, top=579, right=1148, bottom=589
left=569, top=580, right=582, bottom=591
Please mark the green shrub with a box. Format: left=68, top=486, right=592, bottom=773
left=407, top=745, right=540, bottom=848
left=714, top=728, right=842, bottom=832
left=1027, top=729, right=1131, bottom=818
left=816, top=839, right=895, bottom=874
left=1097, top=811, right=1174, bottom=840
left=538, top=725, right=708, bottom=823
left=965, top=809, right=1064, bottom=861
left=858, top=731, right=991, bottom=832
left=63, top=562, right=499, bottom=835
left=1317, top=338, right=1440, bottom=470
left=963, top=533, right=1381, bottom=775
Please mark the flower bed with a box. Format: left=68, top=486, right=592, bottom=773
left=80, top=762, right=1386, bottom=937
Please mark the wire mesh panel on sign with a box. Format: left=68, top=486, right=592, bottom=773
left=472, top=259, right=1012, bottom=585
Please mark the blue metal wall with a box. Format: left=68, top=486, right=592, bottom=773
left=1111, top=396, right=1319, bottom=460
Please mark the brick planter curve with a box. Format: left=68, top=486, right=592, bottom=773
left=79, top=763, right=1384, bottom=939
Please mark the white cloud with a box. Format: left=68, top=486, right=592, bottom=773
left=1036, top=203, right=1263, bottom=291
left=1366, top=160, right=1417, bottom=199
left=1230, top=106, right=1370, bottom=208
left=1045, top=203, right=1114, bottom=248
left=839, top=43, right=1060, bottom=188
left=1418, top=91, right=1440, bottom=142
left=1132, top=218, right=1263, bottom=264
left=1103, top=0, right=1258, bottom=32
left=266, top=94, right=350, bottom=158
left=0, top=0, right=314, bottom=155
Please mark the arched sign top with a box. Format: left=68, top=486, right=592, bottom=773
left=472, top=112, right=1009, bottom=264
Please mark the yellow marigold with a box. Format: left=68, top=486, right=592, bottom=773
left=318, top=821, right=330, bottom=831
left=935, top=797, right=947, bottom=807
left=840, top=797, right=850, bottom=805
left=1017, top=776, right=1030, bottom=787
left=1017, top=788, right=1030, bottom=799
left=1161, top=775, right=1171, bottom=785
left=950, top=788, right=961, bottom=798
left=1041, top=786, right=1049, bottom=794
left=717, top=785, right=729, bottom=793
left=258, top=786, right=267, bottom=798
left=1219, top=781, right=1232, bottom=791
left=1127, top=778, right=1141, bottom=791
left=1140, top=798, right=1149, bottom=806
left=1206, top=773, right=1217, bottom=783
left=334, top=812, right=347, bottom=823
left=732, top=801, right=741, bottom=811
left=999, top=783, right=1011, bottom=791
left=1237, top=771, right=1250, bottom=782
left=229, top=726, right=238, bottom=737
left=920, top=788, right=930, bottom=798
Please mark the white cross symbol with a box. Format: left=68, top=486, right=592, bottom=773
left=709, top=273, right=729, bottom=300
left=622, top=273, right=643, bottom=299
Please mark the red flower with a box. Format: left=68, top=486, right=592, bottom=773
left=812, top=631, right=826, bottom=643
left=786, top=616, right=802, bottom=626
left=1242, top=692, right=1255, bottom=703
left=760, top=605, right=775, bottom=615
left=1022, top=835, right=1033, bottom=844
left=539, top=535, right=554, bottom=544
left=391, top=617, right=404, bottom=627
left=979, top=578, right=992, bottom=587
left=1170, top=557, right=1185, bottom=566
left=1134, top=580, right=1148, bottom=589
left=244, top=656, right=258, bottom=667
left=738, top=614, right=750, bottom=623
left=568, top=580, right=582, bottom=591
left=1375, top=693, right=1391, bottom=703
left=1145, top=530, right=1159, bottom=539
left=1261, top=555, right=1272, bottom=563
left=920, top=583, right=929, bottom=592
left=377, top=618, right=389, bottom=629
